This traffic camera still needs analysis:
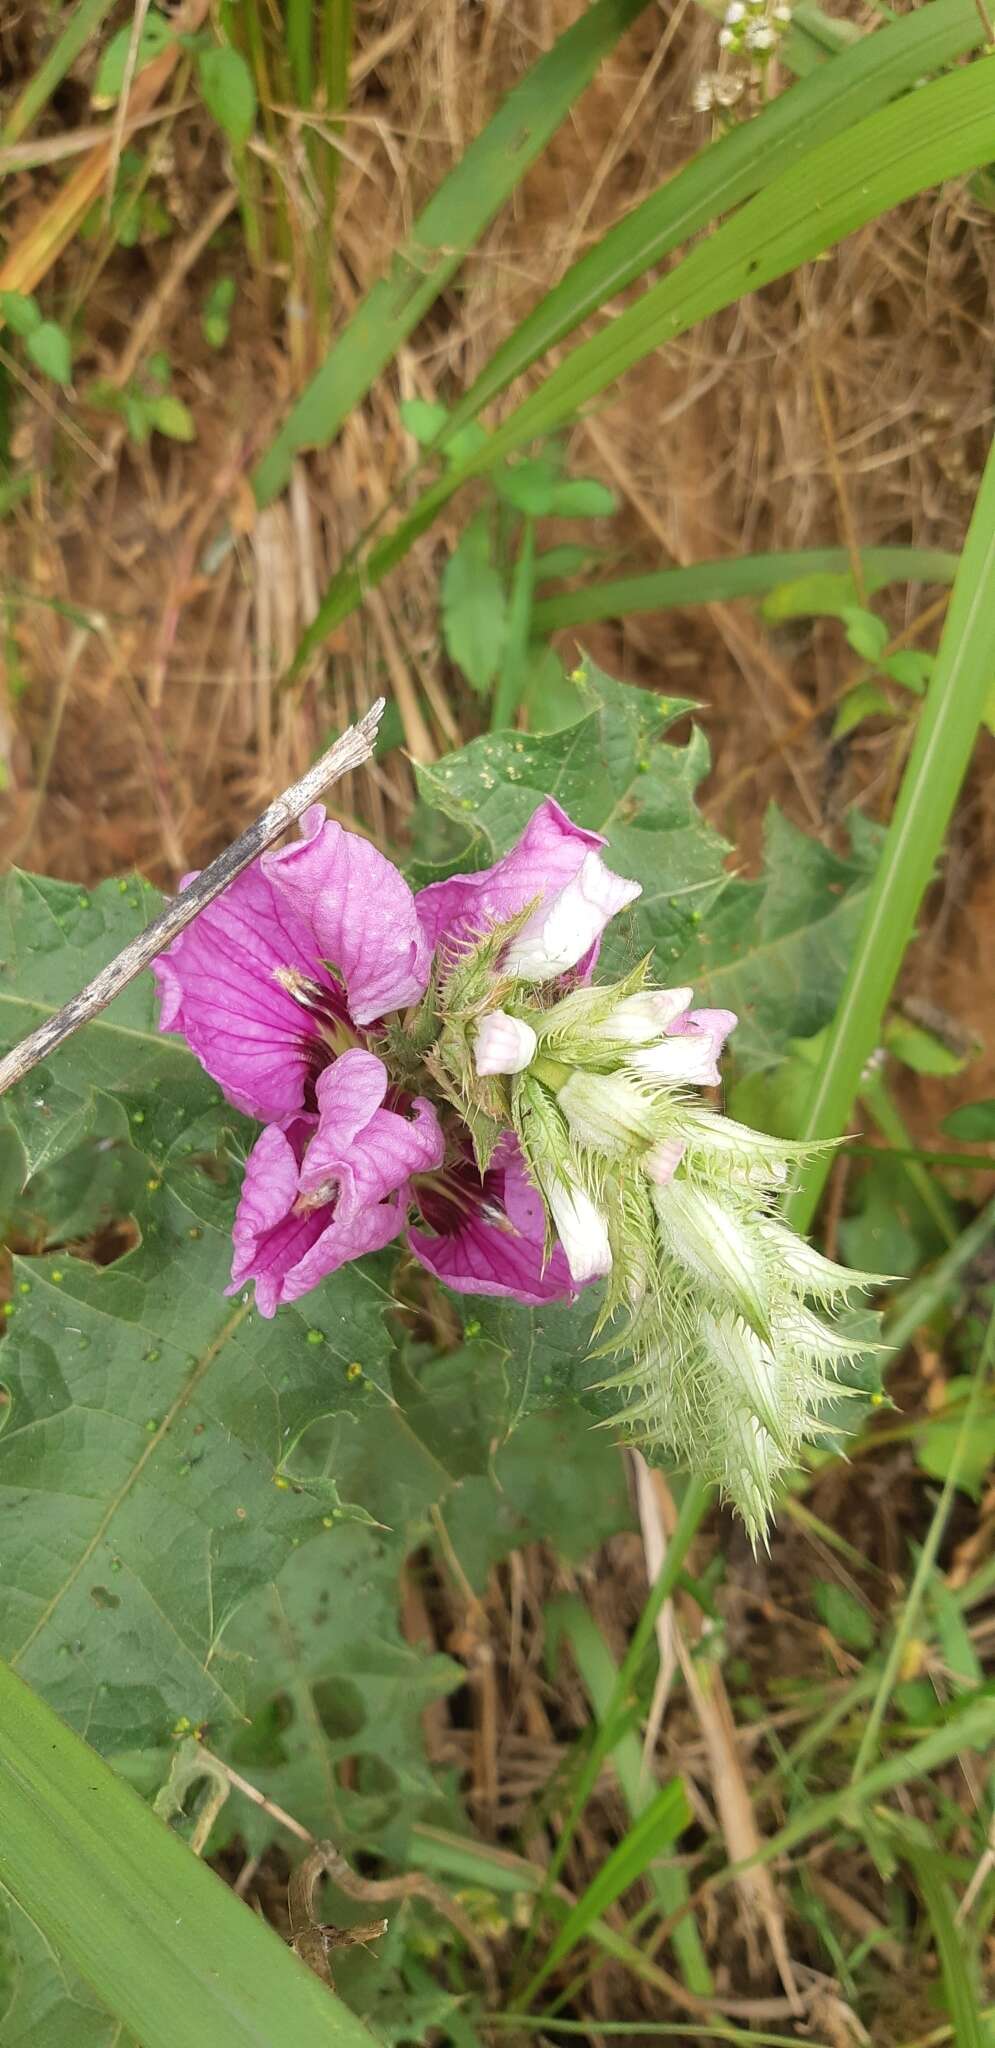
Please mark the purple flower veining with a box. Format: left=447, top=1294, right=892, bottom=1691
left=154, top=797, right=639, bottom=1316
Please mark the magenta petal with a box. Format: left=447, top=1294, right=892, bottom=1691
left=306, top=1049, right=390, bottom=1159
left=409, top=1134, right=577, bottom=1305
left=153, top=862, right=329, bottom=1122
left=415, top=797, right=604, bottom=960
left=227, top=1118, right=325, bottom=1318
left=301, top=1052, right=445, bottom=1202
left=228, top=1052, right=445, bottom=1317
left=272, top=1188, right=411, bottom=1309
left=263, top=805, right=431, bottom=1025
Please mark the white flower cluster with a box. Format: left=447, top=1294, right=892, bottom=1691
left=468, top=964, right=877, bottom=1540
left=691, top=71, right=745, bottom=114
left=693, top=0, right=792, bottom=117
left=719, top=0, right=792, bottom=54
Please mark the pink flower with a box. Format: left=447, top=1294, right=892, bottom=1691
left=154, top=796, right=636, bottom=1315
left=228, top=1051, right=444, bottom=1316
left=408, top=1134, right=576, bottom=1305
left=416, top=797, right=637, bottom=980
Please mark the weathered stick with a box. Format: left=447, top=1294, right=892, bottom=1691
left=0, top=698, right=386, bottom=1100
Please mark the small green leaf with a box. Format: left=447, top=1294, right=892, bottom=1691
left=812, top=1580, right=875, bottom=1652
left=882, top=648, right=934, bottom=693
left=196, top=47, right=257, bottom=150
left=399, top=397, right=449, bottom=444
left=201, top=277, right=236, bottom=350
left=495, top=456, right=559, bottom=517
left=545, top=477, right=616, bottom=519
left=25, top=320, right=72, bottom=387
left=842, top=605, right=890, bottom=661
left=917, top=1378, right=995, bottom=1502
left=832, top=680, right=892, bottom=739
left=761, top=571, right=859, bottom=623
left=0, top=290, right=41, bottom=338
left=150, top=394, right=196, bottom=442
left=942, top=1099, right=995, bottom=1142
left=884, top=1016, right=968, bottom=1077
left=93, top=10, right=175, bottom=104
left=533, top=543, right=601, bottom=582
left=123, top=393, right=151, bottom=443
left=440, top=510, right=506, bottom=692
left=399, top=398, right=488, bottom=465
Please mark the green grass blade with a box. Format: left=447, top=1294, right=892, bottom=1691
left=531, top=547, right=959, bottom=632
left=286, top=0, right=314, bottom=105
left=546, top=1595, right=711, bottom=1995
left=438, top=0, right=986, bottom=441
left=252, top=0, right=652, bottom=505
left=291, top=59, right=995, bottom=665
left=0, top=1659, right=377, bottom=2048
left=443, top=60, right=995, bottom=474
left=0, top=0, right=119, bottom=148
left=524, top=1779, right=691, bottom=1999
left=719, top=1692, right=995, bottom=1880
left=784, top=430, right=995, bottom=1230
left=890, top=1829, right=985, bottom=2048
left=526, top=1481, right=711, bottom=1954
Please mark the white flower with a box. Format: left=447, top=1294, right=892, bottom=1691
left=718, top=26, right=735, bottom=46
left=629, top=1005, right=735, bottom=1087
left=725, top=1, right=746, bottom=20
left=745, top=20, right=775, bottom=49
left=473, top=1009, right=538, bottom=1077
left=691, top=75, right=715, bottom=112
left=544, top=1177, right=613, bottom=1285
left=558, top=1069, right=661, bottom=1156
left=598, top=987, right=693, bottom=1043
left=629, top=1033, right=721, bottom=1087
left=504, top=852, right=641, bottom=983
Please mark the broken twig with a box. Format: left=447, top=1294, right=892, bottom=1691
left=0, top=698, right=386, bottom=1100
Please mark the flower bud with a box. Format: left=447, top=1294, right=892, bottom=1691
left=652, top=1178, right=771, bottom=1340
left=630, top=1007, right=736, bottom=1088
left=543, top=1177, right=613, bottom=1285
left=558, top=1069, right=662, bottom=1157
left=473, top=1009, right=538, bottom=1077
left=504, top=851, right=641, bottom=982
left=598, top=987, right=694, bottom=1042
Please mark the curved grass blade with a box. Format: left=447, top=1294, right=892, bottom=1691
left=0, top=1658, right=377, bottom=2048
left=784, top=430, right=995, bottom=1231
left=252, top=0, right=652, bottom=506
left=531, top=547, right=959, bottom=632
left=434, top=0, right=987, bottom=445
left=439, top=59, right=995, bottom=475
left=291, top=58, right=995, bottom=667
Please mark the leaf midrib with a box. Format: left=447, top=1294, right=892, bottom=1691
left=10, top=1300, right=249, bottom=1666
left=0, top=989, right=168, bottom=1052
